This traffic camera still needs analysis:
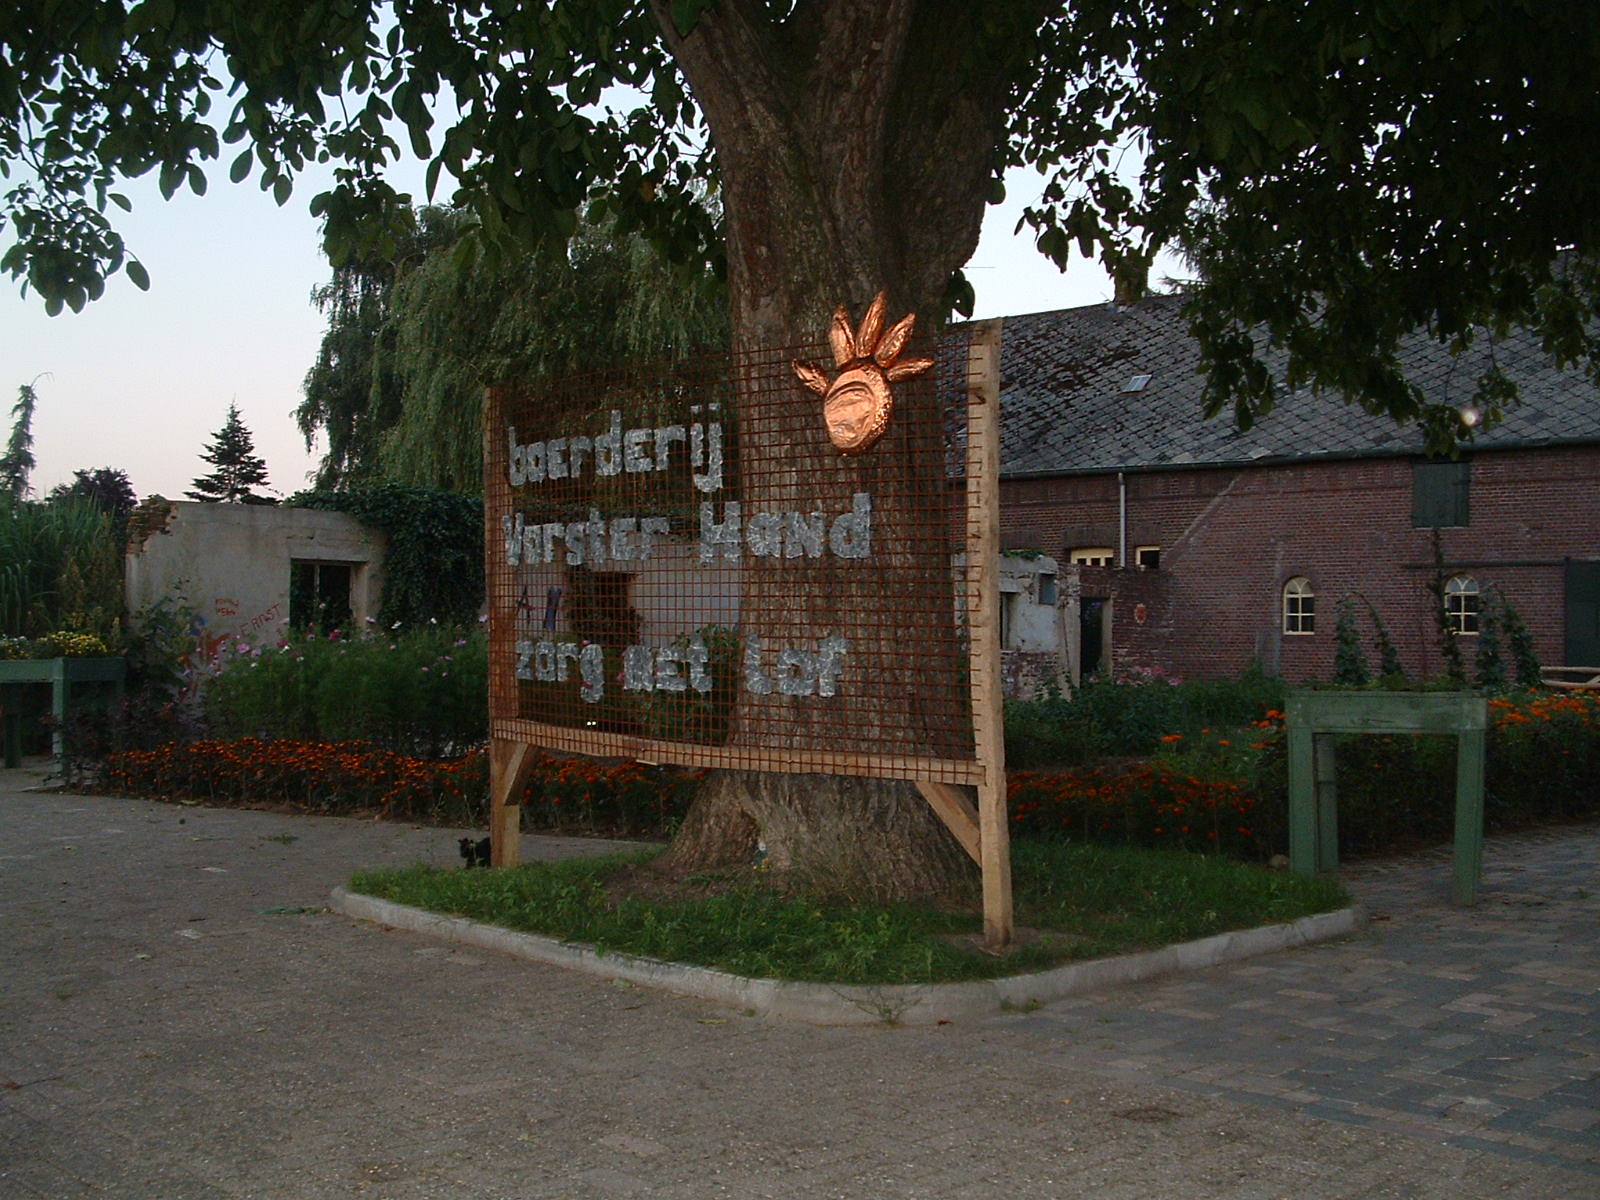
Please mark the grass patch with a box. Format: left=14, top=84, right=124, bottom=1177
left=348, top=839, right=1350, bottom=987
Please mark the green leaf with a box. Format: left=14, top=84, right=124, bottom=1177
left=229, top=149, right=253, bottom=184
left=409, top=124, right=432, bottom=161
left=125, top=259, right=150, bottom=291
left=273, top=177, right=292, bottom=206
left=1036, top=226, right=1069, bottom=267
left=109, top=192, right=132, bottom=212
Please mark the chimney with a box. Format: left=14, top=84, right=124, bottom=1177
left=1113, top=260, right=1149, bottom=306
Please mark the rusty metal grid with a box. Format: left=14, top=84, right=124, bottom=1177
left=486, top=324, right=994, bottom=784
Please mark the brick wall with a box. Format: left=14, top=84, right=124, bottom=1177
left=1001, top=445, right=1600, bottom=682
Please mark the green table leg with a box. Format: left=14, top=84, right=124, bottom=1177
left=1313, top=733, right=1339, bottom=872
left=1453, top=728, right=1487, bottom=905
left=50, top=658, right=68, bottom=771
left=1287, top=727, right=1317, bottom=875
left=2, top=712, right=20, bottom=769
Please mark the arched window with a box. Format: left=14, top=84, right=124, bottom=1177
left=1283, top=577, right=1315, bottom=635
left=1445, top=575, right=1480, bottom=635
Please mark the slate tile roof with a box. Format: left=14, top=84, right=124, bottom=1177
left=997, top=294, right=1600, bottom=476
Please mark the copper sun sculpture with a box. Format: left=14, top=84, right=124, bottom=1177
left=793, top=291, right=935, bottom=456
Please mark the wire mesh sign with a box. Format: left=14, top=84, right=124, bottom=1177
left=485, top=318, right=1000, bottom=787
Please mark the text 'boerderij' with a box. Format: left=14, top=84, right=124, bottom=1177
left=506, top=407, right=723, bottom=493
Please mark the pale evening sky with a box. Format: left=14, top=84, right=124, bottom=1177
left=1, top=163, right=1130, bottom=503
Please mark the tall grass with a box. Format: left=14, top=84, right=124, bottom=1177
left=0, top=496, right=123, bottom=640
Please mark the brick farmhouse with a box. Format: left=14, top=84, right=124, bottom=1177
left=993, top=294, right=1600, bottom=687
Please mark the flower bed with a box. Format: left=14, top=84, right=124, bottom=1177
left=0, top=631, right=111, bottom=659
left=94, top=690, right=1600, bottom=855
left=100, top=738, right=702, bottom=836
left=1009, top=761, right=1271, bottom=859
left=1010, top=691, right=1600, bottom=860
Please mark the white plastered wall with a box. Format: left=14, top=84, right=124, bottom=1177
left=125, top=502, right=388, bottom=651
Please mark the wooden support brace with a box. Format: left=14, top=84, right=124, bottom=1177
left=488, top=738, right=539, bottom=867
left=915, top=780, right=981, bottom=865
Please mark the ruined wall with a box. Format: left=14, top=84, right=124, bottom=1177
left=125, top=502, right=387, bottom=654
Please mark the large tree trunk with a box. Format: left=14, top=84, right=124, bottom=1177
left=647, top=1, right=1038, bottom=899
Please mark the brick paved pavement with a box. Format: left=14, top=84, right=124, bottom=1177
left=1, top=771, right=1594, bottom=1198
left=997, top=826, right=1599, bottom=1179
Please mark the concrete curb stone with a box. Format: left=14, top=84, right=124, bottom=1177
left=330, top=885, right=1365, bottom=1025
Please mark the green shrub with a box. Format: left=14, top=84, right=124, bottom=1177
left=204, top=622, right=487, bottom=757
left=1004, top=664, right=1285, bottom=763
left=1333, top=596, right=1370, bottom=686
left=289, top=485, right=483, bottom=627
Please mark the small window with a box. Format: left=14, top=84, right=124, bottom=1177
left=1070, top=546, right=1115, bottom=567
left=1135, top=545, right=1161, bottom=570
left=1413, top=459, right=1470, bottom=527
left=1283, top=577, right=1316, bottom=635
left=1037, top=573, right=1058, bottom=606
left=291, top=561, right=353, bottom=634
left=1445, top=575, right=1480, bottom=635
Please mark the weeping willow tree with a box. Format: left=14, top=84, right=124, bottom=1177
left=0, top=496, right=123, bottom=641
left=298, top=207, right=727, bottom=493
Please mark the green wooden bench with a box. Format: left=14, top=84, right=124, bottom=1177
left=0, top=657, right=127, bottom=771
left=1285, top=690, right=1487, bottom=906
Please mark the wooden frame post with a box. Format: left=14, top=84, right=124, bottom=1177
left=965, top=319, right=1012, bottom=949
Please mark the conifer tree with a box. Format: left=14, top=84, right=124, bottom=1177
left=1332, top=596, right=1370, bottom=687
left=1498, top=592, right=1544, bottom=689
left=48, top=467, right=137, bottom=524
left=1, top=382, right=39, bottom=502
left=1363, top=597, right=1406, bottom=683
left=187, top=404, right=273, bottom=504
